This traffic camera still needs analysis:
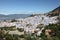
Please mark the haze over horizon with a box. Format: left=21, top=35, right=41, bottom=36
left=0, top=0, right=60, bottom=15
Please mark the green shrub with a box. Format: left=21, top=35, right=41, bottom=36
left=17, top=28, right=24, bottom=32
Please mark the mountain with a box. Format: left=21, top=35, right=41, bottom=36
left=0, top=6, right=60, bottom=20
left=47, top=6, right=60, bottom=16
left=0, top=14, right=6, bottom=17
left=0, top=14, right=31, bottom=20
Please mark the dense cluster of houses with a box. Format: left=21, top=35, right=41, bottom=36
left=0, top=15, right=58, bottom=36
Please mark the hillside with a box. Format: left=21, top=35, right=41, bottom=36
left=47, top=6, right=60, bottom=16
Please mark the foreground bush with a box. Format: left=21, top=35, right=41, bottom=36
left=41, top=24, right=60, bottom=40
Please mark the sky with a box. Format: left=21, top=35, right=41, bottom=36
left=0, top=0, right=60, bottom=15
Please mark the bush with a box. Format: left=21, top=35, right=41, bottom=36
left=17, top=28, right=24, bottom=32
left=41, top=24, right=60, bottom=40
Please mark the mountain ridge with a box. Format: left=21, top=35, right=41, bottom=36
left=0, top=14, right=31, bottom=20
left=47, top=6, right=60, bottom=16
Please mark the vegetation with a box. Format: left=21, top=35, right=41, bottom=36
left=0, top=23, right=60, bottom=40
left=57, top=14, right=60, bottom=21
left=0, top=27, right=24, bottom=40
left=17, top=28, right=24, bottom=32
left=37, top=24, right=43, bottom=29
left=11, top=19, right=17, bottom=22
left=24, top=34, right=39, bottom=40
left=0, top=26, right=16, bottom=31
left=41, top=24, right=60, bottom=40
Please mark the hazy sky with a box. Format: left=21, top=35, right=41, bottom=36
left=0, top=0, right=60, bottom=15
